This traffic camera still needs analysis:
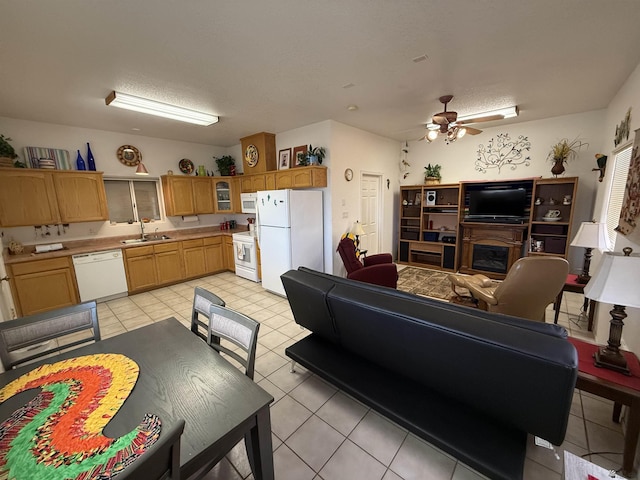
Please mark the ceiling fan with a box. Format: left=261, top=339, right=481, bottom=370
left=420, top=95, right=515, bottom=143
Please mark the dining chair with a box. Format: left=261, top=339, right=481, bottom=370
left=207, top=304, right=260, bottom=379
left=117, top=419, right=185, bottom=480
left=190, top=287, right=225, bottom=342
left=0, top=301, right=101, bottom=370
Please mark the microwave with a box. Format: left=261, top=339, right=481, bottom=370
left=240, top=192, right=258, bottom=214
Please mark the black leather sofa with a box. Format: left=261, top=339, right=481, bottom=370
left=281, top=267, right=578, bottom=480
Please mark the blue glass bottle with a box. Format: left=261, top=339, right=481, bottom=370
left=86, top=143, right=96, bottom=171
left=76, top=150, right=86, bottom=170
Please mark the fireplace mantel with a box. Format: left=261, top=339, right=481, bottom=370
left=459, top=223, right=527, bottom=279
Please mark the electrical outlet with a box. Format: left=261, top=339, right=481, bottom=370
left=89, top=228, right=95, bottom=235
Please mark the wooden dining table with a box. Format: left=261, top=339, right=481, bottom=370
left=0, top=317, right=275, bottom=480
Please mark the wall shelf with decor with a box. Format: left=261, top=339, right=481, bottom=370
left=528, top=177, right=578, bottom=258
left=398, top=184, right=460, bottom=271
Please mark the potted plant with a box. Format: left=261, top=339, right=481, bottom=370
left=213, top=155, right=236, bottom=176
left=548, top=137, right=588, bottom=176
left=423, top=164, right=442, bottom=185
left=0, top=134, right=20, bottom=167
left=298, top=145, right=326, bottom=165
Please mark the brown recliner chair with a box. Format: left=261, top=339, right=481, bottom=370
left=448, top=256, right=569, bottom=322
left=336, top=237, right=398, bottom=288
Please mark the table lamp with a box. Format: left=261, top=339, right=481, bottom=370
left=352, top=221, right=366, bottom=251
left=570, top=221, right=609, bottom=284
left=584, top=247, right=640, bottom=374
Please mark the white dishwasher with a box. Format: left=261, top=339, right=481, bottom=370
left=72, top=249, right=128, bottom=302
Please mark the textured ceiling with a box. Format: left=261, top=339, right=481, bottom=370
left=1, top=1, right=640, bottom=147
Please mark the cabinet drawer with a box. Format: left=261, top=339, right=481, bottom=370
left=182, top=238, right=204, bottom=249
left=153, top=242, right=179, bottom=253
left=203, top=236, right=222, bottom=246
left=125, top=245, right=154, bottom=258
left=10, top=257, right=71, bottom=275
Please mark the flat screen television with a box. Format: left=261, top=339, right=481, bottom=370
left=466, top=188, right=527, bottom=223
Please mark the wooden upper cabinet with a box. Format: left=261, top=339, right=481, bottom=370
left=53, top=171, right=108, bottom=223
left=192, top=177, right=214, bottom=214
left=0, top=169, right=60, bottom=226
left=232, top=177, right=242, bottom=213
left=252, top=175, right=266, bottom=193
left=240, top=175, right=254, bottom=193
left=265, top=172, right=276, bottom=191
left=162, top=176, right=195, bottom=216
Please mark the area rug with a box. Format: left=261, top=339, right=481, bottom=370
left=397, top=266, right=463, bottom=301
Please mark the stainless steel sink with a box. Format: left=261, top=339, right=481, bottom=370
left=121, top=238, right=148, bottom=244
left=149, top=235, right=171, bottom=241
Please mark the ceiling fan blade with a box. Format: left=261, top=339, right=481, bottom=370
left=464, top=127, right=483, bottom=135
left=433, top=111, right=457, bottom=125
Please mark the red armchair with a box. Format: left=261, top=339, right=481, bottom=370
left=336, top=237, right=398, bottom=288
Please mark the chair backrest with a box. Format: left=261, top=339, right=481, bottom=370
left=491, top=256, right=569, bottom=321
left=207, top=304, right=260, bottom=379
left=117, top=419, right=185, bottom=480
left=191, top=287, right=225, bottom=342
left=337, top=237, right=363, bottom=274
left=0, top=301, right=101, bottom=370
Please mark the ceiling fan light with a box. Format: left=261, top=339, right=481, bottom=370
left=427, top=130, right=439, bottom=141
left=457, top=127, right=467, bottom=138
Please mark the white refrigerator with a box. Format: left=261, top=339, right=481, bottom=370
left=257, top=189, right=323, bottom=296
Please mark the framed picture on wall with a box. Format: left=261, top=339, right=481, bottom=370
left=278, top=148, right=291, bottom=170
left=293, top=145, right=307, bottom=167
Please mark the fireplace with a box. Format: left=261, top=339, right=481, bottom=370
left=472, top=245, right=509, bottom=274
left=459, top=223, right=527, bottom=279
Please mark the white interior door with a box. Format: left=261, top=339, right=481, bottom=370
left=360, top=173, right=382, bottom=254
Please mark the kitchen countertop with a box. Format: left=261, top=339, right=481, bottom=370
left=3, top=227, right=248, bottom=265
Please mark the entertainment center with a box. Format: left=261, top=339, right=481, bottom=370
left=398, top=177, right=578, bottom=278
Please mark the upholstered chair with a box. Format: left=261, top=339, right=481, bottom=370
left=336, top=237, right=398, bottom=288
left=449, top=256, right=569, bottom=322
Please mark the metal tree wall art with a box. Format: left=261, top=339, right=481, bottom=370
left=475, top=133, right=531, bottom=174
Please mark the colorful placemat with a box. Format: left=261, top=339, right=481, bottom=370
left=0, top=354, right=161, bottom=479
left=23, top=147, right=72, bottom=170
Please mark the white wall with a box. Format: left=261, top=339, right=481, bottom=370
left=0, top=116, right=245, bottom=246
left=589, top=61, right=640, bottom=350
left=329, top=122, right=401, bottom=275
left=405, top=110, right=606, bottom=272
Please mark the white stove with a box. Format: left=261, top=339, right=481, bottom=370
left=232, top=231, right=259, bottom=282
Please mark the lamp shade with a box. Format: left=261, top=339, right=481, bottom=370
left=135, top=162, right=149, bottom=175
left=570, top=222, right=608, bottom=249
left=352, top=221, right=365, bottom=236
left=584, top=250, right=640, bottom=308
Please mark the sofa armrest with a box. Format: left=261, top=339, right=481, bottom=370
left=363, top=253, right=393, bottom=266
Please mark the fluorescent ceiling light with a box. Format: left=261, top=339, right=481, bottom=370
left=105, top=91, right=218, bottom=126
left=457, top=106, right=518, bottom=123
left=426, top=105, right=518, bottom=129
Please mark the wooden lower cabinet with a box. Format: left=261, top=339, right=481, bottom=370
left=8, top=257, right=79, bottom=316
left=124, top=246, right=158, bottom=292
left=154, top=243, right=183, bottom=284
left=182, top=239, right=207, bottom=279
left=223, top=236, right=234, bottom=272
left=204, top=237, right=224, bottom=273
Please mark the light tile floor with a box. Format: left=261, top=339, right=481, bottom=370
left=94, top=271, right=634, bottom=480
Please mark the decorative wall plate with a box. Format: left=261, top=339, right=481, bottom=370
left=245, top=144, right=259, bottom=167
left=117, top=145, right=141, bottom=167
left=179, top=158, right=194, bottom=174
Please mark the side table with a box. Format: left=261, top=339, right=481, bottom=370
left=554, top=274, right=596, bottom=331
left=569, top=337, right=640, bottom=478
